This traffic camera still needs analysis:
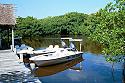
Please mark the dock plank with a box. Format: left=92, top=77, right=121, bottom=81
left=0, top=50, right=42, bottom=83
left=0, top=50, right=28, bottom=74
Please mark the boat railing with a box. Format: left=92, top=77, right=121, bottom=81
left=69, top=39, right=82, bottom=42
left=61, top=37, right=72, bottom=40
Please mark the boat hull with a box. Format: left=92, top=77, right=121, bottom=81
left=32, top=53, right=83, bottom=67
left=33, top=56, right=83, bottom=77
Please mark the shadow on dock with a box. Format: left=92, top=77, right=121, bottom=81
left=0, top=50, right=42, bottom=83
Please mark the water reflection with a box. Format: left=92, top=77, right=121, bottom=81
left=22, top=35, right=103, bottom=54
left=32, top=56, right=83, bottom=77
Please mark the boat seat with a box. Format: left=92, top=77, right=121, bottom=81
left=21, top=44, right=26, bottom=47
left=15, top=45, right=19, bottom=49
left=46, top=45, right=53, bottom=50
left=28, top=47, right=34, bottom=51
left=48, top=45, right=53, bottom=48
left=54, top=45, right=59, bottom=49
left=20, top=44, right=27, bottom=50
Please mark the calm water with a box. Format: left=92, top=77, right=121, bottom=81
left=0, top=35, right=123, bottom=83
left=36, top=53, right=122, bottom=83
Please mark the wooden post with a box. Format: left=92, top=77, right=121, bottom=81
left=19, top=54, right=23, bottom=62
left=12, top=27, right=14, bottom=51
left=80, top=42, right=81, bottom=52
left=79, top=41, right=82, bottom=52
left=7, top=28, right=9, bottom=48
left=0, top=28, right=1, bottom=48
left=0, top=39, right=1, bottom=49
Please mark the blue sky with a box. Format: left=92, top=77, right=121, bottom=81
left=1, top=0, right=113, bottom=18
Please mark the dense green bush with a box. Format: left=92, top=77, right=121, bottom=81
left=16, top=12, right=88, bottom=36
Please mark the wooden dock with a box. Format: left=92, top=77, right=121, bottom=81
left=0, top=50, right=42, bottom=83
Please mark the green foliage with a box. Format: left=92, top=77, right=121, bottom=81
left=16, top=12, right=88, bottom=36
left=89, top=0, right=125, bottom=62
left=16, top=16, right=40, bottom=37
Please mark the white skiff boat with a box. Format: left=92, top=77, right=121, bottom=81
left=29, top=38, right=83, bottom=66
left=33, top=56, right=83, bottom=77
left=30, top=48, right=83, bottom=66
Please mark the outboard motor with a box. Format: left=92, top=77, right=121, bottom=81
left=69, top=42, right=77, bottom=51
left=61, top=40, right=68, bottom=48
